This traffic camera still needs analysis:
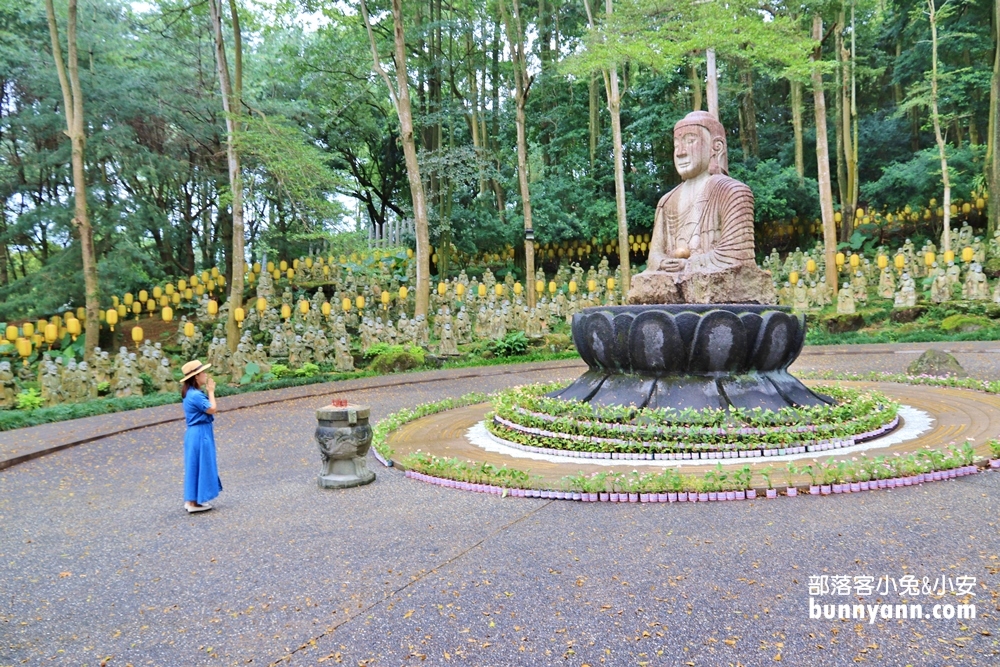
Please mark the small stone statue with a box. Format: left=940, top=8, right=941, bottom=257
left=931, top=270, right=951, bottom=303
left=0, top=361, right=17, bottom=408
left=438, top=322, right=459, bottom=356
left=851, top=270, right=868, bottom=303
left=836, top=283, right=856, bottom=315
left=334, top=336, right=354, bottom=372
left=878, top=267, right=896, bottom=299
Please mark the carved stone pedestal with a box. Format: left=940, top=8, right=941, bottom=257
left=315, top=404, right=376, bottom=489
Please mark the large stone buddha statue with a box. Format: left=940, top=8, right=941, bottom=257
left=627, top=111, right=776, bottom=305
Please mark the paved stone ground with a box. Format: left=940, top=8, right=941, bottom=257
left=2, top=346, right=1000, bottom=666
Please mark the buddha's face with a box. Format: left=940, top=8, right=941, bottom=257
left=674, top=127, right=712, bottom=180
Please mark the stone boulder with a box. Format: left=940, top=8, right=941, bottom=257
left=907, top=349, right=967, bottom=377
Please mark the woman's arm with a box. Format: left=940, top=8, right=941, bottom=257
left=205, top=377, right=218, bottom=415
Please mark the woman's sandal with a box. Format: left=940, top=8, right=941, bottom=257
left=185, top=504, right=213, bottom=513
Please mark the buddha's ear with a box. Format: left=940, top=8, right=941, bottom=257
left=710, top=137, right=728, bottom=175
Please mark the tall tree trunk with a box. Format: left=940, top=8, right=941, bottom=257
left=834, top=14, right=849, bottom=242
left=690, top=61, right=702, bottom=111
left=812, top=16, right=838, bottom=297
left=989, top=0, right=1000, bottom=236
left=739, top=67, right=758, bottom=158
left=45, top=0, right=99, bottom=358
left=589, top=73, right=599, bottom=169
left=790, top=79, right=805, bottom=180
left=706, top=48, right=718, bottom=119
left=209, top=0, right=244, bottom=353
left=499, top=0, right=536, bottom=308
left=928, top=0, right=952, bottom=252
left=361, top=0, right=432, bottom=316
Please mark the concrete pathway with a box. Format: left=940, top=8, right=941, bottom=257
left=1, top=348, right=999, bottom=666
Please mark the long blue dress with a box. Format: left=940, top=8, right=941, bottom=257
left=183, top=388, right=222, bottom=504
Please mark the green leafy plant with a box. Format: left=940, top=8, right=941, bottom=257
left=240, top=362, right=261, bottom=385
left=15, top=388, right=44, bottom=411
left=138, top=373, right=155, bottom=396
left=369, top=345, right=425, bottom=373
left=293, top=363, right=320, bottom=378
left=270, top=364, right=291, bottom=379
left=490, top=331, right=529, bottom=357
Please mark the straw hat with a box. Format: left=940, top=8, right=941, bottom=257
left=181, top=360, right=212, bottom=383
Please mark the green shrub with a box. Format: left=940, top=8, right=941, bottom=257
left=940, top=314, right=992, bottom=333
left=16, top=388, right=44, bottom=411
left=139, top=373, right=155, bottom=395
left=239, top=362, right=261, bottom=385
left=369, top=344, right=425, bottom=373
left=294, top=363, right=321, bottom=378
left=96, top=381, right=111, bottom=396
left=363, top=342, right=394, bottom=359
left=490, top=331, right=529, bottom=357
left=270, top=363, right=291, bottom=378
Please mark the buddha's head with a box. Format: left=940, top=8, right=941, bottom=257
left=673, top=111, right=728, bottom=179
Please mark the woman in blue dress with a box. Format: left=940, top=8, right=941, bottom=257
left=180, top=360, right=222, bottom=513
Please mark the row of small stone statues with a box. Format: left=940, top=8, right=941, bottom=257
left=0, top=342, right=176, bottom=409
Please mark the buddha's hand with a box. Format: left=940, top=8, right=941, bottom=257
left=655, top=257, right=686, bottom=272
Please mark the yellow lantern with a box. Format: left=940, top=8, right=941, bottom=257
left=184, top=321, right=195, bottom=338
left=568, top=280, right=578, bottom=294
left=535, top=279, right=545, bottom=294
left=549, top=281, right=557, bottom=294
left=201, top=270, right=210, bottom=283
left=494, top=284, right=504, bottom=296
left=894, top=254, right=905, bottom=270
left=139, top=289, right=148, bottom=303
left=924, top=252, right=935, bottom=267
left=877, top=254, right=888, bottom=270
left=962, top=246, right=974, bottom=263
left=321, top=301, right=331, bottom=316
left=256, top=297, right=267, bottom=313
left=106, top=309, right=119, bottom=331
left=280, top=260, right=288, bottom=272
left=178, top=279, right=187, bottom=291
left=66, top=318, right=81, bottom=341
left=962, top=202, right=971, bottom=214
left=944, top=250, right=955, bottom=264
left=206, top=280, right=216, bottom=292
left=131, top=301, right=142, bottom=317
left=190, top=275, right=199, bottom=286
left=184, top=288, right=193, bottom=300
left=161, top=306, right=174, bottom=323
left=514, top=282, right=522, bottom=295
left=299, top=300, right=309, bottom=315
left=4, top=325, right=17, bottom=341
left=272, top=270, right=280, bottom=280
left=195, top=285, right=205, bottom=296
left=381, top=290, right=390, bottom=306
left=342, top=297, right=352, bottom=312
left=356, top=295, right=365, bottom=309
left=588, top=279, right=597, bottom=292
left=76, top=307, right=85, bottom=321
left=281, top=304, right=291, bottom=320
left=789, top=271, right=799, bottom=285
left=834, top=211, right=842, bottom=223
left=950, top=204, right=958, bottom=215
left=323, top=266, right=330, bottom=277
left=147, top=299, right=156, bottom=313
left=835, top=252, right=845, bottom=267
left=305, top=257, right=313, bottom=269
left=455, top=283, right=465, bottom=298
left=849, top=254, right=860, bottom=268
left=286, top=269, right=294, bottom=280
left=253, top=262, right=261, bottom=274
left=267, top=261, right=275, bottom=273
left=159, top=295, right=169, bottom=307
left=399, top=286, right=409, bottom=300
left=235, top=307, right=245, bottom=327
left=293, top=259, right=300, bottom=270
left=207, top=300, right=219, bottom=317
left=16, top=337, right=31, bottom=365
left=478, top=284, right=487, bottom=298
left=438, top=282, right=447, bottom=296
left=407, top=248, right=414, bottom=258
left=124, top=292, right=134, bottom=306
left=607, top=277, right=615, bottom=292
left=131, top=325, right=143, bottom=347
left=111, top=295, right=120, bottom=307
left=116, top=304, right=127, bottom=320
left=44, top=323, right=58, bottom=345
left=22, top=322, right=34, bottom=338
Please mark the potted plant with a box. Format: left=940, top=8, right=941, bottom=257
left=820, top=459, right=836, bottom=495
left=785, top=462, right=798, bottom=497
left=627, top=471, right=641, bottom=503
left=801, top=463, right=820, bottom=495
left=757, top=465, right=775, bottom=499
left=733, top=465, right=751, bottom=500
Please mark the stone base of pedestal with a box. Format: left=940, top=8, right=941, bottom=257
left=318, top=459, right=376, bottom=489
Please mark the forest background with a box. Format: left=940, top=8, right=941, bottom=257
left=1, top=0, right=998, bottom=321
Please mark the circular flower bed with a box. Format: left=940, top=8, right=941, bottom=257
left=487, top=382, right=899, bottom=460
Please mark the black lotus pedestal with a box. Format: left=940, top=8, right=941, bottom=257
left=556, top=304, right=830, bottom=411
